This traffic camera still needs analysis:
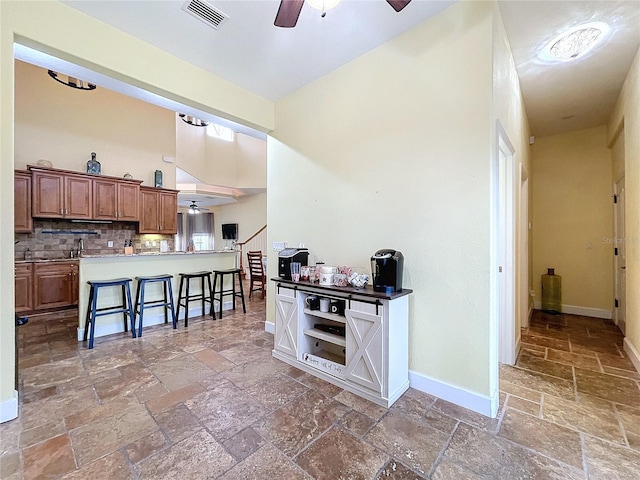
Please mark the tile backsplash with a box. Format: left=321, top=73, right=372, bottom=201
left=15, top=220, right=174, bottom=260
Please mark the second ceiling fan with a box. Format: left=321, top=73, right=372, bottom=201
left=274, top=0, right=412, bottom=28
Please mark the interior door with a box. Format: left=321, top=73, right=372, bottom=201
left=615, top=177, right=626, bottom=334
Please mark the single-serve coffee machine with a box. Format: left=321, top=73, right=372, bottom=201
left=278, top=248, right=309, bottom=280
left=371, top=249, right=404, bottom=293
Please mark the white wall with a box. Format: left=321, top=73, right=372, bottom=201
left=268, top=1, right=497, bottom=412
left=211, top=192, right=267, bottom=246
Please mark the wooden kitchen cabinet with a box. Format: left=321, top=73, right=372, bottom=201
left=31, top=169, right=92, bottom=219
left=15, top=263, right=33, bottom=313
left=14, top=171, right=33, bottom=233
left=33, top=261, right=79, bottom=310
left=93, top=178, right=141, bottom=221
left=139, top=187, right=178, bottom=234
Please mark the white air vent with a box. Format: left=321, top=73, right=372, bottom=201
left=182, top=0, right=229, bottom=30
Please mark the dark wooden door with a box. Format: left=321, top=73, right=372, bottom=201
left=139, top=189, right=159, bottom=233
left=14, top=172, right=33, bottom=233
left=32, top=171, right=64, bottom=218
left=93, top=179, right=118, bottom=220
left=159, top=192, right=177, bottom=234
left=118, top=182, right=140, bottom=221
left=15, top=264, right=33, bottom=313
left=65, top=175, right=93, bottom=219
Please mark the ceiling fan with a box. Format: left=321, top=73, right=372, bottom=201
left=188, top=201, right=210, bottom=214
left=274, top=0, right=412, bottom=28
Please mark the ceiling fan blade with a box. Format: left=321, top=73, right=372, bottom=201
left=386, top=0, right=411, bottom=12
left=274, top=0, right=305, bottom=28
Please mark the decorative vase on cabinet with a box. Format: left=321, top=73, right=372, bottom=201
left=86, top=152, right=101, bottom=175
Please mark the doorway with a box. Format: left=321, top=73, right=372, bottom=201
left=494, top=122, right=517, bottom=367
left=614, top=176, right=626, bottom=335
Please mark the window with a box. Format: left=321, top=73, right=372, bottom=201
left=176, top=212, right=214, bottom=251
left=206, top=123, right=234, bottom=142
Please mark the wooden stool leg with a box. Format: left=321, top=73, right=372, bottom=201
left=176, top=275, right=185, bottom=324
left=135, top=281, right=144, bottom=338
left=206, top=274, right=213, bottom=317
left=133, top=280, right=142, bottom=337
left=184, top=276, right=191, bottom=327
left=237, top=272, right=246, bottom=313
left=167, top=280, right=177, bottom=329
left=83, top=286, right=94, bottom=343
left=88, top=288, right=99, bottom=349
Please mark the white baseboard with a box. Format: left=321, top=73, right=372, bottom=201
left=0, top=390, right=18, bottom=423
left=77, top=301, right=233, bottom=341
left=532, top=301, right=611, bottom=319
left=624, top=338, right=640, bottom=374
left=264, top=321, right=275, bottom=334
left=409, top=370, right=497, bottom=418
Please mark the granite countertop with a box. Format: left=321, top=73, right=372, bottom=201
left=16, top=250, right=236, bottom=263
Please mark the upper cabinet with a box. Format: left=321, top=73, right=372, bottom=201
left=14, top=171, right=33, bottom=233
left=93, top=178, right=140, bottom=221
left=139, top=186, right=178, bottom=234
left=29, top=166, right=142, bottom=222
left=31, top=169, right=92, bottom=219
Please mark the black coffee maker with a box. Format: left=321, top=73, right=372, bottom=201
left=371, top=249, right=404, bottom=293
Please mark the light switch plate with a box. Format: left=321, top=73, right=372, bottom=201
left=107, top=241, right=114, bottom=248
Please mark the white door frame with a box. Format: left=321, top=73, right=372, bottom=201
left=520, top=165, right=530, bottom=330
left=614, top=176, right=626, bottom=334
left=494, top=121, right=517, bottom=367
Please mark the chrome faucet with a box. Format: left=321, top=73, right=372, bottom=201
left=77, top=238, right=84, bottom=257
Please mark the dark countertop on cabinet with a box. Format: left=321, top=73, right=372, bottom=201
left=271, top=277, right=412, bottom=300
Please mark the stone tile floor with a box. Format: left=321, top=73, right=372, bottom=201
left=2, top=298, right=640, bottom=479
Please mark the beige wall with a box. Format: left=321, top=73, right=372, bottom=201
left=0, top=0, right=273, bottom=418
left=15, top=60, right=176, bottom=187
left=531, top=126, right=613, bottom=313
left=493, top=3, right=532, bottom=356
left=211, top=193, right=267, bottom=245
left=268, top=1, right=498, bottom=404
left=175, top=120, right=266, bottom=189
left=608, top=47, right=640, bottom=366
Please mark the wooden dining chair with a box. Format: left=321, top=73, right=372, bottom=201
left=247, top=250, right=266, bottom=299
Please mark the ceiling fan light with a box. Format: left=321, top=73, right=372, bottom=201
left=541, top=22, right=609, bottom=62
left=306, top=0, right=341, bottom=12
left=179, top=113, right=210, bottom=127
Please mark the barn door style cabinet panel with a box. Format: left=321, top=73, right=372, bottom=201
left=272, top=279, right=411, bottom=407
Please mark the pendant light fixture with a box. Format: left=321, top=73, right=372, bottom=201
left=47, top=70, right=96, bottom=90
left=179, top=113, right=209, bottom=127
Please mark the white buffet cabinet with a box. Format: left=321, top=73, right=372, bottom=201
left=272, top=279, right=412, bottom=407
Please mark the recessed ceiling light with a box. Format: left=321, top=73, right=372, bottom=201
left=540, top=22, right=610, bottom=63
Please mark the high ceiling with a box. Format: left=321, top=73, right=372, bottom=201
left=21, top=0, right=640, bottom=140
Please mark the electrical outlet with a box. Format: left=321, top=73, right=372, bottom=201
left=152, top=241, right=157, bottom=247
left=107, top=241, right=114, bottom=248
left=145, top=241, right=150, bottom=247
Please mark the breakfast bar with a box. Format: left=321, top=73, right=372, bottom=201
left=77, top=250, right=236, bottom=341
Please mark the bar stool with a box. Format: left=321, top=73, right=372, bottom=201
left=176, top=271, right=213, bottom=327
left=133, top=274, right=177, bottom=337
left=212, top=268, right=246, bottom=319
left=83, top=278, right=135, bottom=349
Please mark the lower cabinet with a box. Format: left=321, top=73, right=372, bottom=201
left=30, top=261, right=79, bottom=311
left=15, top=264, right=33, bottom=313
left=272, top=282, right=410, bottom=407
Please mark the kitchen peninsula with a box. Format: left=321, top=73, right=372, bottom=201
left=77, top=250, right=236, bottom=341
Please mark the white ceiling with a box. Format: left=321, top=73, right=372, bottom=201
left=21, top=0, right=640, bottom=141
